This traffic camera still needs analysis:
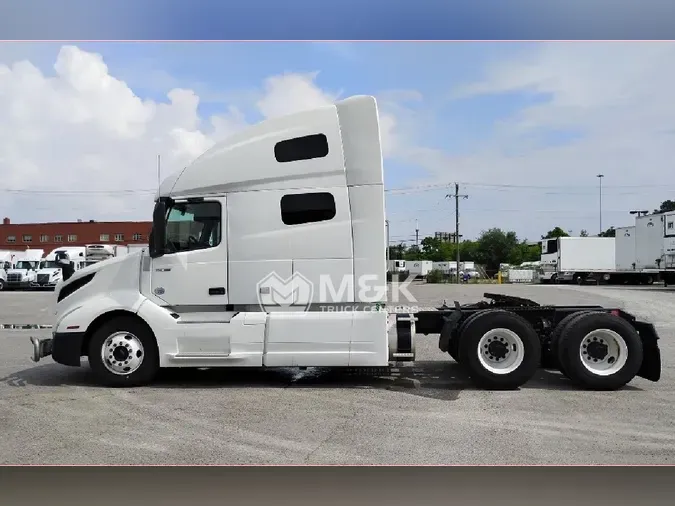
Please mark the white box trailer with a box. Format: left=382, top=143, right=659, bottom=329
left=28, top=95, right=663, bottom=392
left=432, top=261, right=450, bottom=273
left=635, top=214, right=664, bottom=270
left=555, top=237, right=615, bottom=283
left=408, top=260, right=432, bottom=278
left=662, top=212, right=675, bottom=286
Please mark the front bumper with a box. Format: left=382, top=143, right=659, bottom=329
left=8, top=280, right=32, bottom=288
left=30, top=331, right=86, bottom=366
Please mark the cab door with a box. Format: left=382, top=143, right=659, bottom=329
left=150, top=197, right=228, bottom=307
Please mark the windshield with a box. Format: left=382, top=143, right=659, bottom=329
left=40, top=260, right=60, bottom=269
left=15, top=261, right=37, bottom=270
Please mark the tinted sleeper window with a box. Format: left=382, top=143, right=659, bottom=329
left=281, top=192, right=336, bottom=225
left=275, top=134, right=329, bottom=163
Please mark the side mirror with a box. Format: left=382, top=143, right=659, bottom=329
left=150, top=199, right=167, bottom=258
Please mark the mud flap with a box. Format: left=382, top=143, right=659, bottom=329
left=632, top=321, right=662, bottom=382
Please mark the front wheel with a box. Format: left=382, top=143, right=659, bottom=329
left=0, top=279, right=4, bottom=291
left=458, top=310, right=541, bottom=390
left=88, top=316, right=160, bottom=387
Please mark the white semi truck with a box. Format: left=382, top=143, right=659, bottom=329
left=34, top=247, right=86, bottom=290
left=28, top=96, right=662, bottom=392
left=539, top=236, right=658, bottom=285
left=6, top=249, right=44, bottom=289
left=0, top=250, right=20, bottom=291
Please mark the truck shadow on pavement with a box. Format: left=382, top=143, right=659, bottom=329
left=2, top=360, right=642, bottom=400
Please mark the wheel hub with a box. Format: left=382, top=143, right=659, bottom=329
left=487, top=340, right=509, bottom=360
left=477, top=328, right=524, bottom=375
left=579, top=329, right=628, bottom=375
left=101, top=332, right=145, bottom=376
left=585, top=340, right=608, bottom=361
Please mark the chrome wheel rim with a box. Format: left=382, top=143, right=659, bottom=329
left=101, top=331, right=145, bottom=375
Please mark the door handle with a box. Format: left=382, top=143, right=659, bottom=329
left=209, top=287, right=226, bottom=296
left=156, top=268, right=172, bottom=272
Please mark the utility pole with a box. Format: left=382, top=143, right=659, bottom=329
left=385, top=219, right=390, bottom=266
left=446, top=183, right=469, bottom=284
left=415, top=219, right=419, bottom=248
left=157, top=154, right=162, bottom=191
left=596, top=174, right=604, bottom=234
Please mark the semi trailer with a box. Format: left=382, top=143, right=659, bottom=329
left=28, top=96, right=662, bottom=391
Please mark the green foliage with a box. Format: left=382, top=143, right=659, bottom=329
left=654, top=200, right=675, bottom=214
left=580, top=229, right=589, bottom=237
left=542, top=227, right=569, bottom=239
left=598, top=226, right=616, bottom=237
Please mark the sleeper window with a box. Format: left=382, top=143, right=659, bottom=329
left=280, top=192, right=336, bottom=226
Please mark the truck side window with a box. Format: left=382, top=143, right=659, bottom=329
left=165, top=201, right=222, bottom=253
left=274, top=134, right=329, bottom=163
left=280, top=192, right=336, bottom=225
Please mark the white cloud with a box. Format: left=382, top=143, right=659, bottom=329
left=0, top=46, right=408, bottom=224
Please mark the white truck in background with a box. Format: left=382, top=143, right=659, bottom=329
left=6, top=249, right=44, bottom=289
left=0, top=250, right=20, bottom=291
left=28, top=95, right=663, bottom=393
left=34, top=247, right=86, bottom=290
left=387, top=259, right=406, bottom=273
left=538, top=238, right=560, bottom=283
left=84, top=244, right=115, bottom=267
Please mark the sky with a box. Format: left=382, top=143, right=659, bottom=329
left=1, top=41, right=674, bottom=244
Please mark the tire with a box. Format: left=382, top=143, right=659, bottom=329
left=557, top=312, right=643, bottom=390
left=549, top=311, right=590, bottom=377
left=645, top=275, right=654, bottom=286
left=0, top=279, right=4, bottom=291
left=458, top=310, right=541, bottom=390
left=88, top=316, right=160, bottom=387
left=449, top=310, right=491, bottom=363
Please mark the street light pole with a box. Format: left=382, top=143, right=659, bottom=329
left=596, top=174, right=604, bottom=234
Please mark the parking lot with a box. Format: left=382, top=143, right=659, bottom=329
left=1, top=283, right=674, bottom=464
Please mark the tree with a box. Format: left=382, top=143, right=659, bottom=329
left=541, top=227, right=569, bottom=239
left=403, top=245, right=422, bottom=261
left=654, top=200, right=675, bottom=214
left=580, top=229, right=589, bottom=237
left=475, top=228, right=520, bottom=275
left=598, top=227, right=616, bottom=237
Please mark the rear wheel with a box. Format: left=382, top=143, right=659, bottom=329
left=88, top=316, right=159, bottom=387
left=449, top=310, right=491, bottom=363
left=458, top=310, right=541, bottom=390
left=0, top=279, right=4, bottom=291
left=549, top=311, right=590, bottom=377
left=557, top=312, right=643, bottom=390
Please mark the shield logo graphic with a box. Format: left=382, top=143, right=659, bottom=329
left=256, top=271, right=314, bottom=312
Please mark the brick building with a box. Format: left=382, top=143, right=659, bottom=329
left=0, top=217, right=152, bottom=252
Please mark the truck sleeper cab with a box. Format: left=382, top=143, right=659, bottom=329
left=28, top=96, right=662, bottom=392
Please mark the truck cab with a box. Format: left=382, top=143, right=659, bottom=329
left=34, top=247, right=86, bottom=289
left=37, top=95, right=388, bottom=386
left=6, top=249, right=44, bottom=289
